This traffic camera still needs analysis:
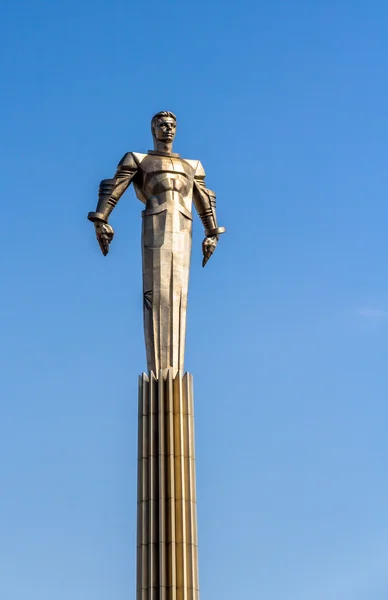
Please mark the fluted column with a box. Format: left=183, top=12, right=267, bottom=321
left=137, top=370, right=199, bottom=600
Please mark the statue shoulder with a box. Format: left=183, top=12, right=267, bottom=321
left=117, top=152, right=147, bottom=170
left=183, top=159, right=206, bottom=178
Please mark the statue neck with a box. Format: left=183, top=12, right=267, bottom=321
left=154, top=139, right=174, bottom=154
left=149, top=138, right=180, bottom=157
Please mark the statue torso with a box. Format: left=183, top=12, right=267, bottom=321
left=132, top=153, right=198, bottom=216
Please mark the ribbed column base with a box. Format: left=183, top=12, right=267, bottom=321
left=137, top=370, right=199, bottom=600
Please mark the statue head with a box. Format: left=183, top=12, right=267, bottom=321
left=151, top=111, right=177, bottom=146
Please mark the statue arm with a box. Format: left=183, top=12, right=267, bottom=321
left=87, top=152, right=138, bottom=256
left=192, top=162, right=225, bottom=266
left=88, top=152, right=138, bottom=224
left=193, top=162, right=225, bottom=237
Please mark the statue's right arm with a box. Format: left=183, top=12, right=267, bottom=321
left=88, top=152, right=138, bottom=224
left=87, top=152, right=138, bottom=255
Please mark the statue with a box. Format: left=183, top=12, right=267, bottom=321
left=88, top=111, right=225, bottom=376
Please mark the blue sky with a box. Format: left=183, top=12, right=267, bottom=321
left=1, top=0, right=388, bottom=598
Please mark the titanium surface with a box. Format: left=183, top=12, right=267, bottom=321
left=88, top=111, right=225, bottom=375
left=87, top=112, right=225, bottom=600
left=137, top=370, right=198, bottom=600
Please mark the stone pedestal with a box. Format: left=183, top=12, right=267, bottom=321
left=137, top=370, right=199, bottom=600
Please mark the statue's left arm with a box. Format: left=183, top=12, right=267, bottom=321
left=192, top=161, right=226, bottom=267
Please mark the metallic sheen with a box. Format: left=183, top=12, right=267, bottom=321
left=137, top=370, right=198, bottom=600
left=88, top=112, right=225, bottom=600
left=87, top=111, right=225, bottom=376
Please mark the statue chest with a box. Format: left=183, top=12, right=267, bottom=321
left=137, top=155, right=195, bottom=198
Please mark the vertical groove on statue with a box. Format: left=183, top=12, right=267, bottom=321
left=183, top=374, right=192, bottom=595
left=149, top=372, right=158, bottom=598
left=137, top=374, right=149, bottom=600
left=166, top=371, right=177, bottom=598
left=174, top=375, right=187, bottom=599
left=136, top=376, right=143, bottom=600
left=182, top=374, right=191, bottom=597
left=158, top=370, right=167, bottom=600
left=186, top=373, right=199, bottom=596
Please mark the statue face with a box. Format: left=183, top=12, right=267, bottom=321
left=153, top=117, right=176, bottom=143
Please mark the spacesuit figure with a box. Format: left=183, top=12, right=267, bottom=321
left=88, top=111, right=225, bottom=375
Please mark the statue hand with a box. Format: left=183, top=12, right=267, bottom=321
left=94, top=221, right=114, bottom=256
left=202, top=235, right=218, bottom=267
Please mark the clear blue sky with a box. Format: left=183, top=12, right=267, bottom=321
left=1, top=1, right=388, bottom=598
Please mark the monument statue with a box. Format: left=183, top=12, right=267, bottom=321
left=88, top=111, right=225, bottom=376
left=87, top=112, right=225, bottom=600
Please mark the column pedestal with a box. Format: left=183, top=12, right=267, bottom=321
left=137, top=370, right=199, bottom=600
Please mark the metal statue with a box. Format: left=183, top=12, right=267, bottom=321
left=88, top=111, right=225, bottom=376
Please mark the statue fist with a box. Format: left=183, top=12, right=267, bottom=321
left=202, top=236, right=218, bottom=267
left=94, top=221, right=114, bottom=256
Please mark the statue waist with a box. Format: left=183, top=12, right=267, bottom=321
left=141, top=195, right=192, bottom=221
